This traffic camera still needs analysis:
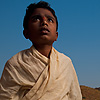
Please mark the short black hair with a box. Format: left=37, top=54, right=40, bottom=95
left=23, top=1, right=58, bottom=31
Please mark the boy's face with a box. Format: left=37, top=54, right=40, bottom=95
left=23, top=8, right=58, bottom=46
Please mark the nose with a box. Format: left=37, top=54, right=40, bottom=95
left=41, top=17, right=48, bottom=26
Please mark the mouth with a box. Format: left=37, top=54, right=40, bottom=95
left=40, top=27, right=50, bottom=34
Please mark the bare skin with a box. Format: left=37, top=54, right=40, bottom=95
left=23, top=8, right=58, bottom=58
left=34, top=44, right=52, bottom=58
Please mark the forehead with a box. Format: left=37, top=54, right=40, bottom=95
left=31, top=8, right=55, bottom=18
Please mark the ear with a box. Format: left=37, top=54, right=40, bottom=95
left=55, top=32, right=58, bottom=41
left=23, top=29, right=29, bottom=39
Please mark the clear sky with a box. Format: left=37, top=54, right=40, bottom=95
left=0, top=0, right=100, bottom=88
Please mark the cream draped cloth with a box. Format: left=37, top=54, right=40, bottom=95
left=0, top=46, right=82, bottom=100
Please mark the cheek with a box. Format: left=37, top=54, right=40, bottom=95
left=51, top=24, right=57, bottom=32
left=28, top=24, right=37, bottom=33
left=28, top=21, right=39, bottom=29
left=53, top=23, right=57, bottom=31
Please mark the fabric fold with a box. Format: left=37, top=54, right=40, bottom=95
left=0, top=46, right=82, bottom=100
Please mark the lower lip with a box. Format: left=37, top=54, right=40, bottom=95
left=41, top=30, right=49, bottom=34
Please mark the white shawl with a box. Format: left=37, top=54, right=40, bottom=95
left=0, top=46, right=82, bottom=100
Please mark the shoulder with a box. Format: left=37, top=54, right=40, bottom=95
left=3, top=48, right=31, bottom=81
left=53, top=48, right=72, bottom=63
left=6, top=48, right=30, bottom=67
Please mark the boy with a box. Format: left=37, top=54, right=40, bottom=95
left=0, top=1, right=82, bottom=100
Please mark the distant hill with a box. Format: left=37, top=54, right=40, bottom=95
left=80, top=85, right=100, bottom=100
left=95, top=87, right=100, bottom=91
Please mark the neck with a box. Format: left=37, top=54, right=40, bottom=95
left=33, top=44, right=52, bottom=58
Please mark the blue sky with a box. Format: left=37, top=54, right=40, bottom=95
left=0, top=0, right=100, bottom=88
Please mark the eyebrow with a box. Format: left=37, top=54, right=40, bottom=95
left=31, top=14, right=55, bottom=20
left=31, top=15, right=40, bottom=19
left=45, top=15, right=55, bottom=20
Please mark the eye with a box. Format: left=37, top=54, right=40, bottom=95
left=31, top=16, right=40, bottom=22
left=48, top=18, right=54, bottom=23
left=35, top=17, right=40, bottom=21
